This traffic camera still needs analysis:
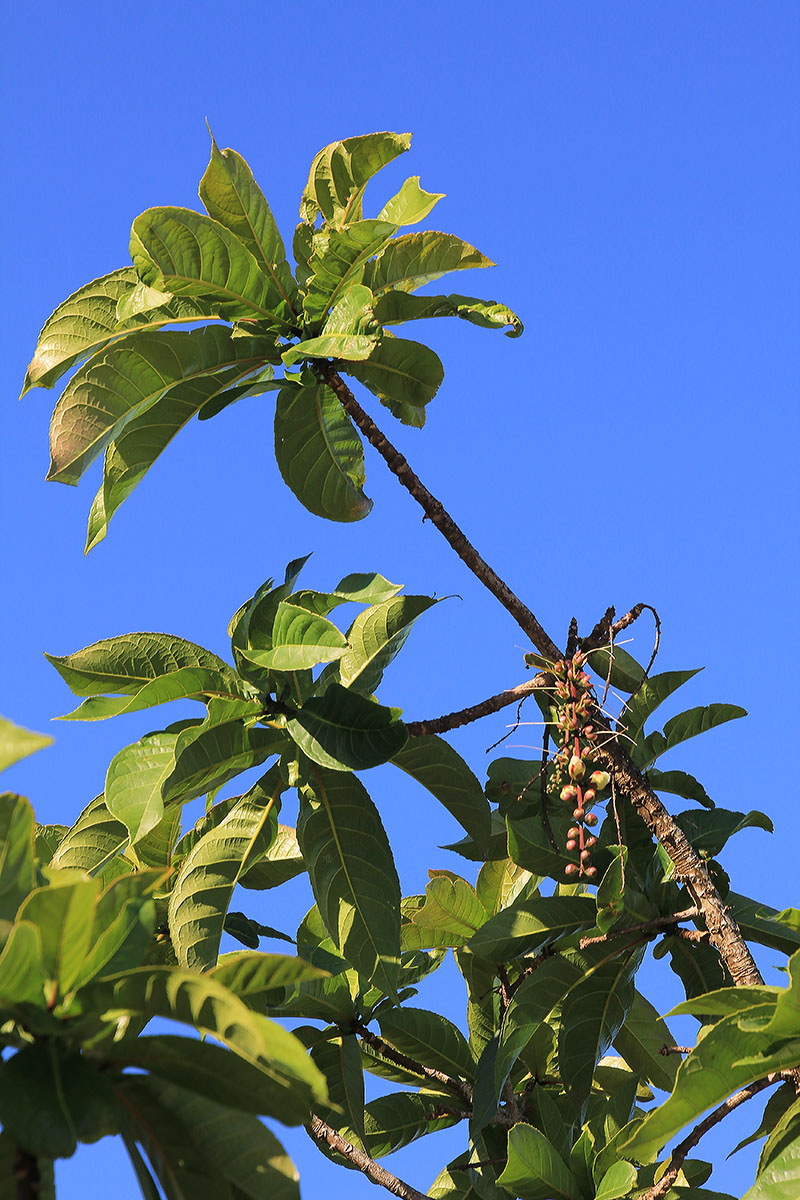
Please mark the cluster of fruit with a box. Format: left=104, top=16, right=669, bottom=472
left=549, top=653, right=611, bottom=879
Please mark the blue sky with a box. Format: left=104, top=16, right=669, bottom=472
left=2, top=2, right=799, bottom=1196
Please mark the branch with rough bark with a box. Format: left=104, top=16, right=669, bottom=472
left=307, top=1115, right=431, bottom=1199
left=407, top=675, right=547, bottom=737
left=579, top=908, right=702, bottom=948
left=357, top=1024, right=473, bottom=1106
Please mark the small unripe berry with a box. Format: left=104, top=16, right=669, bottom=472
left=585, top=866, right=598, bottom=878
left=568, top=755, right=585, bottom=781
left=560, top=785, right=578, bottom=804
left=581, top=745, right=593, bottom=759
left=580, top=849, right=591, bottom=861
left=585, top=812, right=598, bottom=826
left=589, top=770, right=611, bottom=791
left=565, top=863, right=578, bottom=876
left=566, top=839, right=577, bottom=851
left=568, top=827, right=580, bottom=839
left=573, top=807, right=585, bottom=821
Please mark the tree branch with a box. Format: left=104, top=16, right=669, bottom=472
left=406, top=675, right=547, bottom=737
left=323, top=370, right=562, bottom=661
left=579, top=909, right=701, bottom=948
left=640, top=1076, right=780, bottom=1200
left=307, top=1115, right=431, bottom=1199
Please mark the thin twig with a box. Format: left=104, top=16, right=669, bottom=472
left=640, top=1076, right=780, bottom=1200
left=406, top=675, right=547, bottom=737
left=358, top=1025, right=473, bottom=1106
left=659, top=1045, right=695, bottom=1056
left=323, top=370, right=562, bottom=661
left=579, top=909, right=701, bottom=948
left=307, top=1115, right=431, bottom=1199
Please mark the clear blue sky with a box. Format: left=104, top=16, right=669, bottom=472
left=2, top=2, right=798, bottom=1196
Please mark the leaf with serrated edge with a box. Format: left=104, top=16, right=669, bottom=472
left=298, top=765, right=400, bottom=996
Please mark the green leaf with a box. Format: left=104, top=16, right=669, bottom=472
left=300, top=131, right=412, bottom=227
left=287, top=683, right=407, bottom=771
left=311, top=1034, right=367, bottom=1147
left=378, top=176, right=445, bottom=226
left=298, top=765, right=400, bottom=995
left=72, top=873, right=158, bottom=988
left=168, top=775, right=282, bottom=969
left=742, top=1116, right=800, bottom=1199
left=674, top=808, right=772, bottom=857
left=636, top=704, right=747, bottom=769
left=274, top=383, right=373, bottom=522
left=657, top=932, right=730, bottom=1000
left=476, top=857, right=539, bottom=916
left=364, top=230, right=493, bottom=295
left=22, top=267, right=140, bottom=394
left=558, top=948, right=640, bottom=1113
left=239, top=823, right=305, bottom=890
left=343, top=336, right=444, bottom=427
left=125, top=1075, right=300, bottom=1200
left=46, top=631, right=240, bottom=699
left=585, top=644, right=647, bottom=694
left=338, top=594, right=437, bottom=693
left=0, top=1046, right=119, bottom=1159
left=726, top=893, right=800, bottom=957
left=0, top=715, right=53, bottom=773
left=359, top=1090, right=459, bottom=1158
left=373, top=290, right=523, bottom=336
left=467, top=894, right=595, bottom=962
left=130, top=206, right=295, bottom=327
left=497, top=1125, right=582, bottom=1200
left=199, top=137, right=298, bottom=312
left=17, top=877, right=99, bottom=997
left=405, top=874, right=487, bottom=950
left=621, top=669, right=702, bottom=745
left=60, top=666, right=257, bottom=722
left=47, top=326, right=278, bottom=485
left=613, top=989, right=681, bottom=1092
left=161, top=720, right=285, bottom=806
left=84, top=362, right=276, bottom=550
left=241, top=601, right=348, bottom=672
left=647, top=768, right=714, bottom=810
left=282, top=284, right=380, bottom=366
left=303, top=220, right=397, bottom=324
left=83, top=965, right=326, bottom=1122
left=49, top=795, right=128, bottom=875
left=0, top=792, right=36, bottom=921
left=105, top=730, right=179, bottom=844
left=0, top=921, right=47, bottom=1008
left=378, top=1006, right=475, bottom=1081
left=392, top=735, right=491, bottom=849
left=619, top=1005, right=778, bottom=1163
left=595, top=1161, right=639, bottom=1200
left=210, top=950, right=328, bottom=998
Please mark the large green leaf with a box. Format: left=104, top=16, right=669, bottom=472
left=364, top=231, right=493, bottom=295
left=343, top=336, right=444, bottom=426
left=199, top=137, right=298, bottom=313
left=241, top=601, right=348, bottom=672
left=85, top=363, right=276, bottom=550
left=161, top=720, right=285, bottom=806
left=0, top=715, right=53, bottom=774
left=646, top=768, right=714, bottom=810
left=300, top=131, right=411, bottom=227
left=60, top=666, right=257, bottom=722
left=21, top=267, right=139, bottom=394
left=287, top=683, right=407, bottom=770
left=49, top=795, right=127, bottom=874
left=132, top=1075, right=300, bottom=1200
left=0, top=921, right=47, bottom=1008
left=17, top=878, right=98, bottom=997
left=476, top=857, right=539, bottom=916
left=283, top=284, right=379, bottom=366
left=302, top=220, right=396, bottom=323
left=72, top=873, right=158, bottom=988
left=168, top=776, right=281, bottom=970
left=83, top=965, right=326, bottom=1121
left=742, top=1113, right=800, bottom=1199
left=619, top=1005, right=778, bottom=1163
left=0, top=792, right=35, bottom=920
left=467, top=894, right=595, bottom=962
left=613, top=989, right=681, bottom=1092
left=497, top=1125, right=582, bottom=1200
left=47, top=631, right=240, bottom=699
left=558, top=949, right=640, bottom=1113
left=378, top=1006, right=475, bottom=1081
left=274, top=383, right=372, bottom=522
left=105, top=730, right=179, bottom=844
left=130, top=206, right=295, bottom=328
left=338, top=594, right=436, bottom=693
left=404, top=874, right=488, bottom=950
left=636, top=704, right=747, bottom=769
left=674, top=807, right=772, bottom=857
left=47, top=326, right=278, bottom=485
left=210, top=950, right=328, bottom=999
left=311, top=1034, right=367, bottom=1147
left=373, top=289, right=523, bottom=336
left=392, top=735, right=491, bottom=849
left=297, top=765, right=400, bottom=995
left=358, top=1090, right=459, bottom=1158
left=238, top=823, right=305, bottom=890
left=726, top=893, right=800, bottom=957
left=621, top=669, right=702, bottom=745
left=0, top=1046, right=119, bottom=1160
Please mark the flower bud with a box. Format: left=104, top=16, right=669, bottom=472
left=580, top=849, right=591, bottom=862
left=568, top=755, right=585, bottom=781
left=560, top=785, right=578, bottom=804
left=566, top=838, right=577, bottom=852
left=585, top=866, right=598, bottom=879
left=585, top=812, right=598, bottom=826
left=589, top=770, right=611, bottom=792
left=567, top=827, right=580, bottom=839
left=565, top=863, right=578, bottom=876
left=586, top=835, right=598, bottom=847
left=573, top=807, right=585, bottom=821
left=583, top=789, right=596, bottom=805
